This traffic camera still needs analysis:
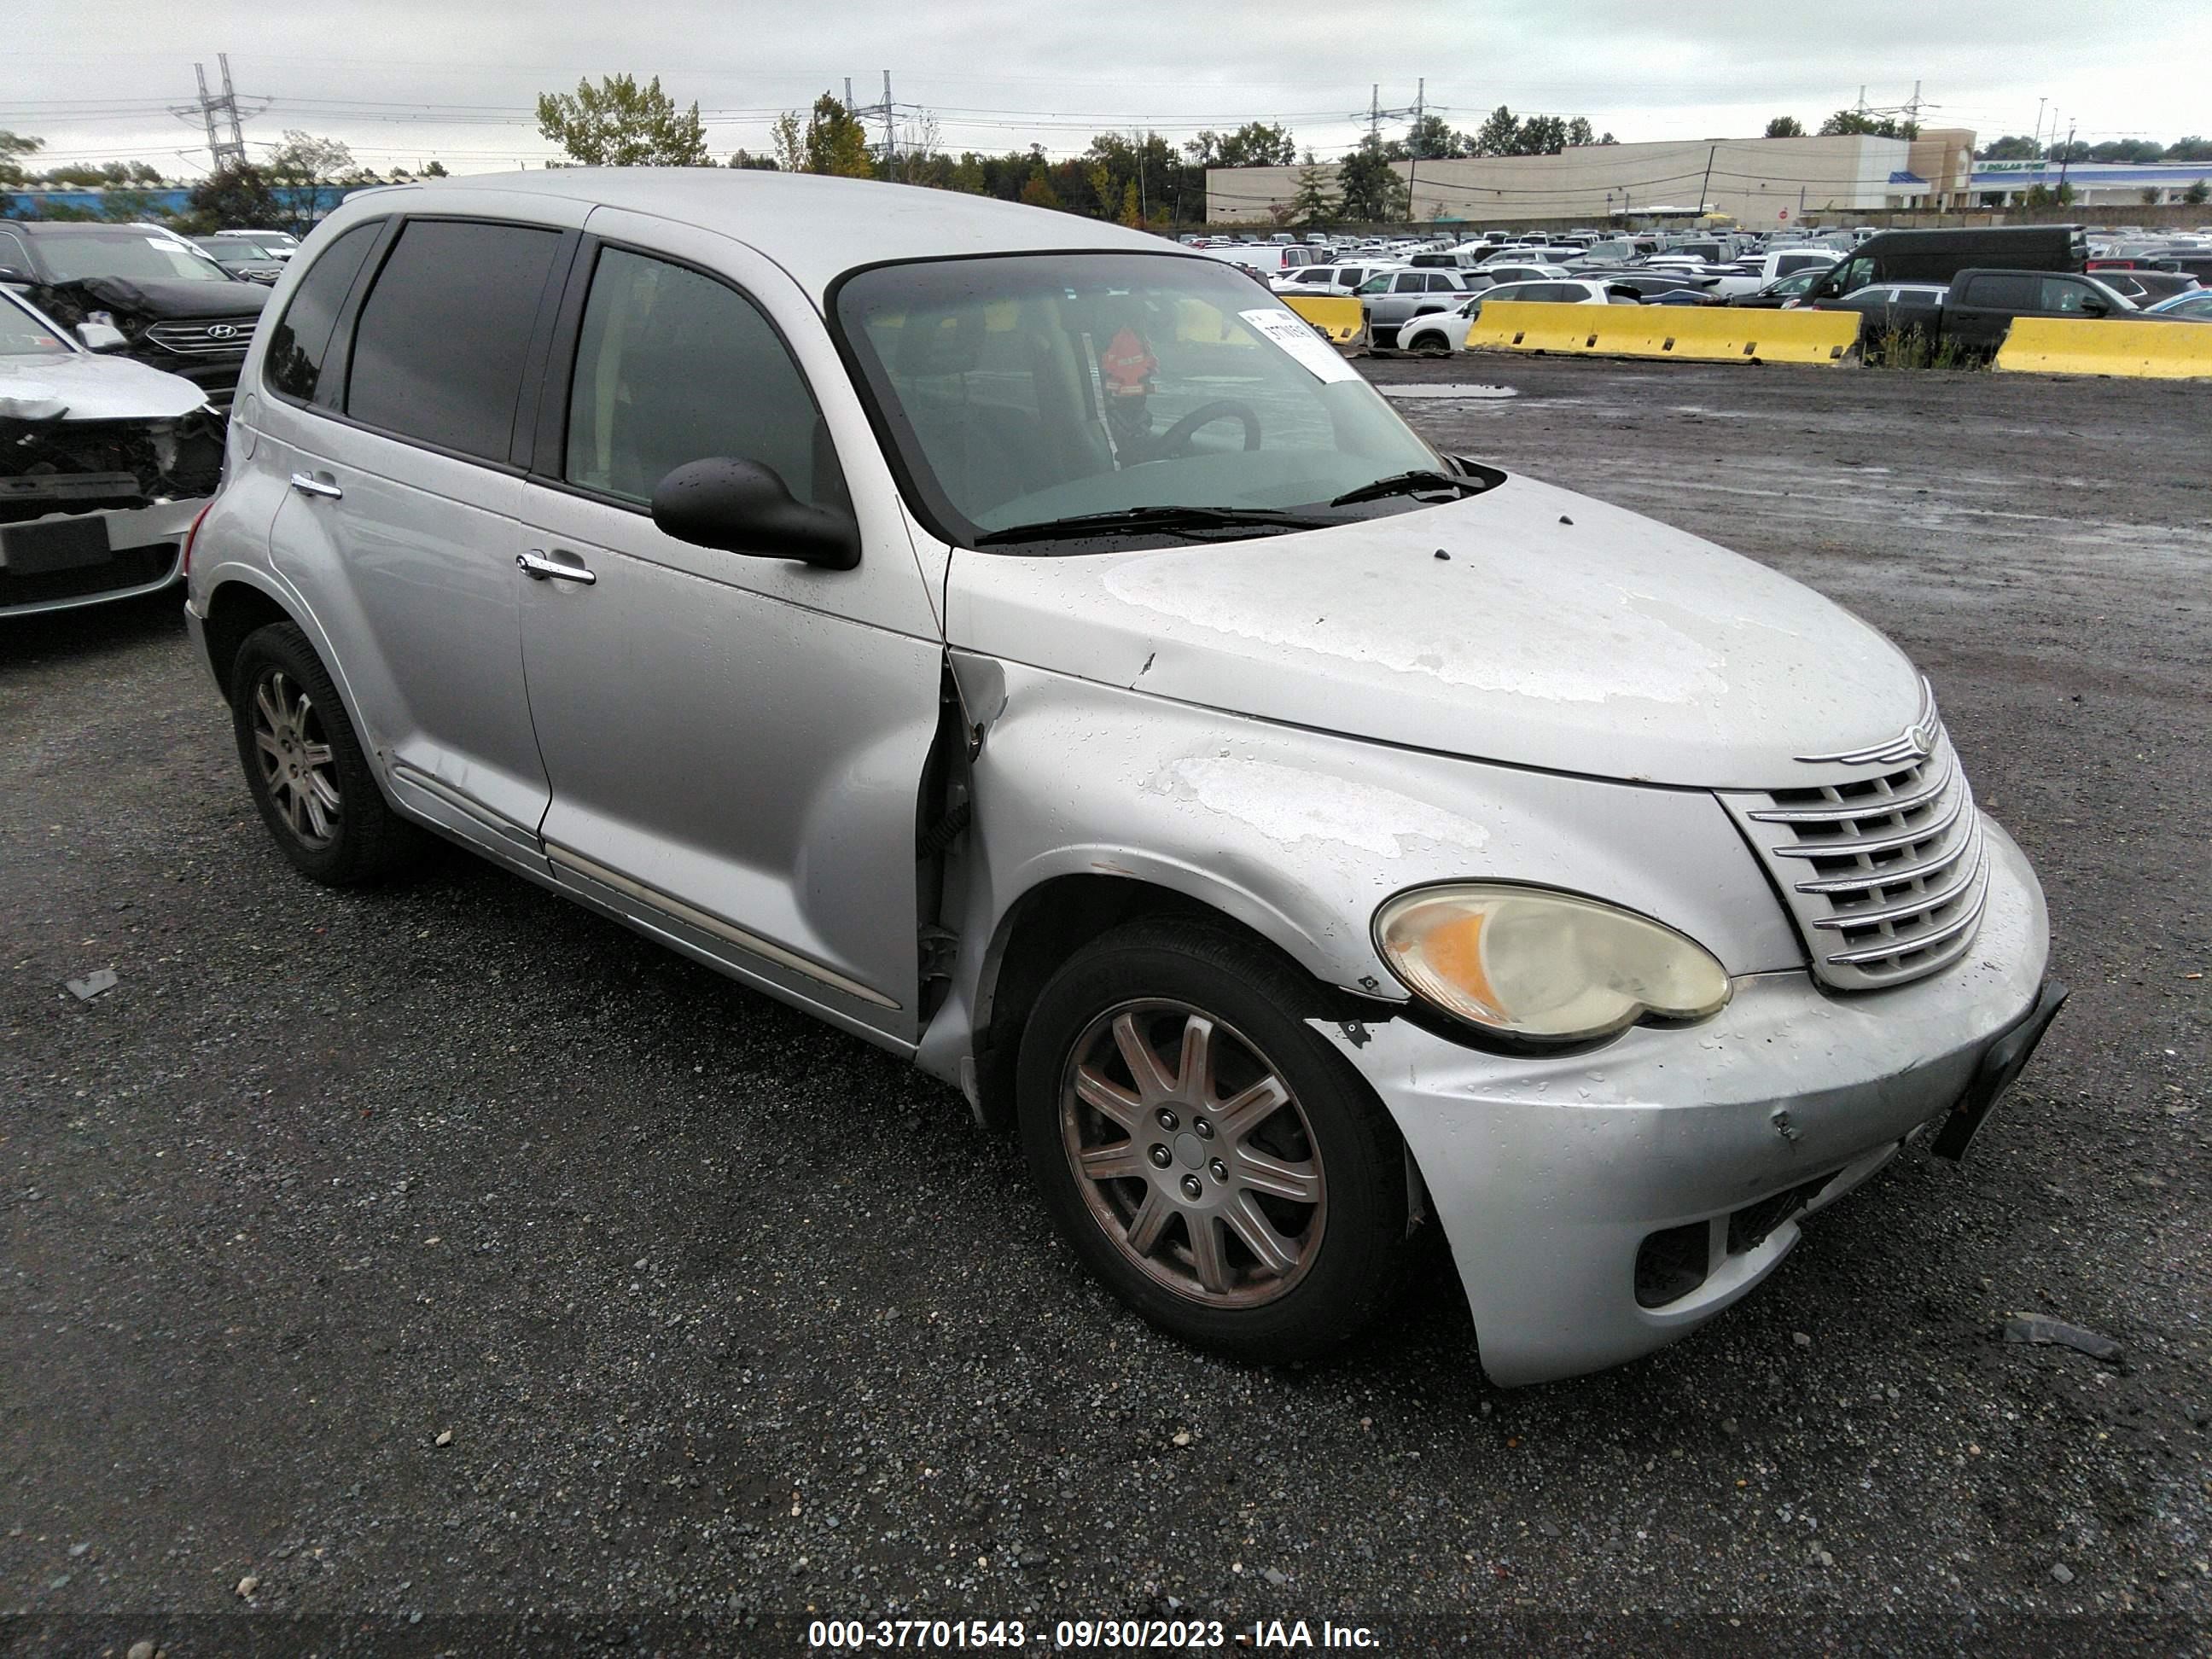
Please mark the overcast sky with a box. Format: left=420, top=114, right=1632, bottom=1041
left=9, top=0, right=2209, bottom=178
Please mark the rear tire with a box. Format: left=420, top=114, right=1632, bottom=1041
left=229, top=621, right=422, bottom=885
left=1016, top=917, right=1415, bottom=1363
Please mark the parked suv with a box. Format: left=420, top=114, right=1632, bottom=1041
left=186, top=172, right=2060, bottom=1386
left=0, top=220, right=269, bottom=405
left=1939, top=268, right=2142, bottom=357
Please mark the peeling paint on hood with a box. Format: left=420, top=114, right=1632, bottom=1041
left=1147, top=753, right=1487, bottom=859
left=945, top=471, right=1925, bottom=789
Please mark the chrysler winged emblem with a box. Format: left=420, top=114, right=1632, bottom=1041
left=1796, top=678, right=1938, bottom=766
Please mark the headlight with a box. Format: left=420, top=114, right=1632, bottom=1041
left=1373, top=884, right=1732, bottom=1045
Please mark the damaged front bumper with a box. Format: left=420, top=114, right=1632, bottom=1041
left=2, top=411, right=221, bottom=616
left=1320, top=815, right=2052, bottom=1388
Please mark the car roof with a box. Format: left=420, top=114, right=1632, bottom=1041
left=341, top=169, right=1179, bottom=300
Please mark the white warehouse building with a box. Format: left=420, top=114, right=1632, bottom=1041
left=1208, top=131, right=1979, bottom=227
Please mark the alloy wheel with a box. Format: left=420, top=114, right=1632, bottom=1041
left=250, top=669, right=341, bottom=850
left=1059, top=1000, right=1326, bottom=1307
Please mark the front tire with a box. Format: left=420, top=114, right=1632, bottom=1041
left=1017, top=918, right=1414, bottom=1362
left=229, top=621, right=422, bottom=885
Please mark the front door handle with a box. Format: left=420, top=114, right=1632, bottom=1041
left=516, top=549, right=597, bottom=585
left=288, top=471, right=342, bottom=500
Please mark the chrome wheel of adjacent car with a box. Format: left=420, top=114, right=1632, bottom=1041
left=250, top=669, right=341, bottom=850
left=1060, top=1000, right=1325, bottom=1308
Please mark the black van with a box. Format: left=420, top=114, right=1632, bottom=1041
left=1801, top=224, right=2087, bottom=303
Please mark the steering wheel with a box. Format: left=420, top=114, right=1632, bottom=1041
left=1147, top=399, right=1262, bottom=460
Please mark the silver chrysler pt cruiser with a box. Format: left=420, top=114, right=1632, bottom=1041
left=184, top=172, right=2063, bottom=1385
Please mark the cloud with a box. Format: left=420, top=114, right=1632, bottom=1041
left=9, top=0, right=2206, bottom=173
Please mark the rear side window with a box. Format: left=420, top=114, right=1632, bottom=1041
left=563, top=246, right=847, bottom=512
left=347, top=219, right=562, bottom=463
left=262, top=223, right=380, bottom=405
left=1962, top=272, right=2039, bottom=310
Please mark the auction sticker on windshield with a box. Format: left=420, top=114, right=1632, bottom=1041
left=1239, top=308, right=1358, bottom=383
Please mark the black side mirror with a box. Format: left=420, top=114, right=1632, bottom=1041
left=650, top=457, right=860, bottom=571
left=2078, top=298, right=2109, bottom=317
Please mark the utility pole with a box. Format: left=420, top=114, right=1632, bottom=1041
left=1405, top=77, right=1425, bottom=225
left=1367, top=85, right=1382, bottom=148
left=1698, top=143, right=1717, bottom=218
left=2057, top=120, right=2076, bottom=198
left=2034, top=96, right=2046, bottom=157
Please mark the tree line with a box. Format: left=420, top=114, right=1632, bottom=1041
left=532, top=77, right=1617, bottom=230
left=0, top=127, right=448, bottom=234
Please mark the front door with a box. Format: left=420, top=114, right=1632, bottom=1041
left=515, top=215, right=946, bottom=1045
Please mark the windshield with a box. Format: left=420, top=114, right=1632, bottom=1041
left=37, top=231, right=233, bottom=285
left=0, top=294, right=73, bottom=356
left=835, top=253, right=1446, bottom=548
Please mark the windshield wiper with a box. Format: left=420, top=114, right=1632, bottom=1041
left=1327, top=469, right=1484, bottom=508
left=972, top=504, right=1332, bottom=546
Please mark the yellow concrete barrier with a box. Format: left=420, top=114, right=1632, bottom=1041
left=1463, top=301, right=1860, bottom=364
left=1994, top=317, right=2212, bottom=379
left=1280, top=293, right=1364, bottom=346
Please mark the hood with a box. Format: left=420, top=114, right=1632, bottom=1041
left=0, top=351, right=211, bottom=422
left=945, top=473, right=1924, bottom=790
left=58, top=275, right=269, bottom=322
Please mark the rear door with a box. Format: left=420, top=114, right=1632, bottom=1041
left=1945, top=271, right=2039, bottom=350
left=260, top=204, right=579, bottom=859
left=513, top=213, right=946, bottom=1045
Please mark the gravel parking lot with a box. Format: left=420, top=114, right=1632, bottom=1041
left=3, top=357, right=2207, bottom=1655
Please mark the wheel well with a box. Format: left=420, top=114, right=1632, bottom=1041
left=201, top=582, right=294, bottom=705
left=970, top=874, right=1357, bottom=1132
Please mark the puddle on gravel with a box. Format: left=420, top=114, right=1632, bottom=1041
left=1382, top=384, right=1520, bottom=400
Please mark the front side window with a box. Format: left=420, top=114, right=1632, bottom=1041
left=1832, top=255, right=1875, bottom=294
left=1354, top=274, right=1393, bottom=295
left=263, top=223, right=381, bottom=405
left=835, top=253, right=1446, bottom=548
left=346, top=218, right=562, bottom=462
left=564, top=246, right=846, bottom=511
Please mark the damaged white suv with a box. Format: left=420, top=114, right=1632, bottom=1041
left=186, top=173, right=2063, bottom=1385
left=1, top=286, right=221, bottom=616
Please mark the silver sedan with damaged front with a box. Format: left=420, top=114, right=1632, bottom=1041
left=183, top=172, right=2062, bottom=1386
left=1, top=287, right=223, bottom=617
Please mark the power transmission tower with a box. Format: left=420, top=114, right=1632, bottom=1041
left=173, top=52, right=262, bottom=172
left=851, top=72, right=899, bottom=164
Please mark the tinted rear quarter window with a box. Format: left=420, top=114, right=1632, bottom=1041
left=346, top=218, right=562, bottom=462
left=1962, top=273, right=2040, bottom=310
left=263, top=223, right=381, bottom=405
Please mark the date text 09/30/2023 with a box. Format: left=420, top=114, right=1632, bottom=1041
left=805, top=1617, right=1382, bottom=1649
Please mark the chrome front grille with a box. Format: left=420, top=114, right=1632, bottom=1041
left=1721, top=707, right=1991, bottom=992
left=143, top=320, right=254, bottom=356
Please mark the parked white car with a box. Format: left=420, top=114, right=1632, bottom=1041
left=0, top=285, right=221, bottom=616
left=1268, top=262, right=1400, bottom=297
left=184, top=170, right=2061, bottom=1387
left=1397, top=278, right=1638, bottom=354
